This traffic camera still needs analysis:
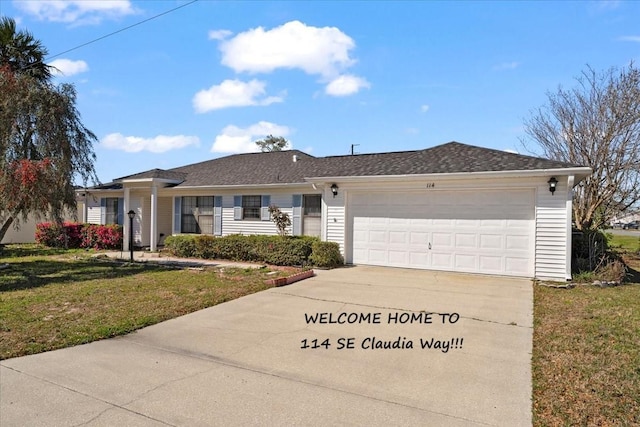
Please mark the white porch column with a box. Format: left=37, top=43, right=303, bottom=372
left=123, top=187, right=130, bottom=252
left=150, top=184, right=158, bottom=251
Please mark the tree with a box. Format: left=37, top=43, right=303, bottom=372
left=0, top=19, right=97, bottom=242
left=522, top=63, right=640, bottom=230
left=255, top=135, right=289, bottom=152
left=268, top=205, right=291, bottom=236
left=0, top=17, right=52, bottom=82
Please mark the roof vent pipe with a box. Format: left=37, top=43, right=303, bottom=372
left=293, top=154, right=298, bottom=163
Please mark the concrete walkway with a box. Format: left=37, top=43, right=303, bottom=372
left=1, top=266, right=533, bottom=426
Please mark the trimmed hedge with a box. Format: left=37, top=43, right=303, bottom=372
left=36, top=222, right=123, bottom=250
left=309, top=241, right=344, bottom=268
left=165, top=234, right=343, bottom=268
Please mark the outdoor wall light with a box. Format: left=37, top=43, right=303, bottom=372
left=331, top=183, right=339, bottom=198
left=548, top=177, right=558, bottom=195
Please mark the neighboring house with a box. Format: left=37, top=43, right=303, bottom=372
left=1, top=207, right=82, bottom=244
left=79, top=141, right=590, bottom=281
left=610, top=211, right=640, bottom=226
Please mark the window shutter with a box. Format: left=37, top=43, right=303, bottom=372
left=117, top=197, right=124, bottom=225
left=100, top=198, right=106, bottom=224
left=292, top=194, right=302, bottom=236
left=214, top=196, right=222, bottom=236
left=173, top=197, right=181, bottom=234
left=261, top=195, right=271, bottom=221
left=233, top=196, right=243, bottom=220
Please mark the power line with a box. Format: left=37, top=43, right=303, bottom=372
left=46, top=0, right=200, bottom=61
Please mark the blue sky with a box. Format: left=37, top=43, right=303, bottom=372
left=3, top=0, right=640, bottom=184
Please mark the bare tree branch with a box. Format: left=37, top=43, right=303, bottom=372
left=522, top=63, right=640, bottom=230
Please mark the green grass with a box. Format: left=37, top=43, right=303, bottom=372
left=0, top=245, right=291, bottom=360
left=533, top=278, right=640, bottom=426
left=607, top=234, right=640, bottom=253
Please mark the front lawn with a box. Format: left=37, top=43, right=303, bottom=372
left=0, top=245, right=291, bottom=360
left=532, top=255, right=640, bottom=426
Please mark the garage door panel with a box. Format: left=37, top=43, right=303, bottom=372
left=368, top=230, right=386, bottom=243
left=389, top=251, right=408, bottom=264
left=479, top=256, right=502, bottom=272
left=389, top=231, right=408, bottom=244
left=409, top=252, right=429, bottom=267
left=368, top=249, right=388, bottom=264
left=480, top=234, right=503, bottom=249
left=455, top=233, right=477, bottom=248
left=431, top=252, right=453, bottom=269
left=350, top=189, right=534, bottom=277
left=409, top=232, right=429, bottom=244
left=455, top=254, right=477, bottom=270
left=505, top=258, right=530, bottom=275
left=506, top=235, right=530, bottom=250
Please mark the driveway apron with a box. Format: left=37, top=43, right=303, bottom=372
left=1, top=266, right=533, bottom=426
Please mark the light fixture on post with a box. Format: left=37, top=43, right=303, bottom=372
left=548, top=177, right=558, bottom=195
left=127, top=210, right=136, bottom=262
left=330, top=183, right=339, bottom=198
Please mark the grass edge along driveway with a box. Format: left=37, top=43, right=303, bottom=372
left=0, top=246, right=292, bottom=360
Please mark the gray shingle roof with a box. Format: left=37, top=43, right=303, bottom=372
left=115, top=168, right=187, bottom=182
left=92, top=142, right=584, bottom=190
left=310, top=141, right=583, bottom=177
left=170, top=150, right=317, bottom=186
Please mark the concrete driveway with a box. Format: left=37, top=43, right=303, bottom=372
left=0, top=266, right=533, bottom=426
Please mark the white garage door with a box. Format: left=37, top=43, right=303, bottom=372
left=350, top=189, right=535, bottom=277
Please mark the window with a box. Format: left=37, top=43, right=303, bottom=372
left=242, top=195, right=261, bottom=220
left=181, top=196, right=214, bottom=234
left=105, top=198, right=119, bottom=224
left=303, top=195, right=321, bottom=217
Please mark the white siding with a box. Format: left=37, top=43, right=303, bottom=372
left=535, top=177, right=569, bottom=281
left=325, top=188, right=346, bottom=254
left=86, top=196, right=102, bottom=224
left=221, top=194, right=288, bottom=236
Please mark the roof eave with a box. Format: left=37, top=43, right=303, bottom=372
left=120, top=177, right=184, bottom=184
left=305, top=167, right=592, bottom=184
left=171, top=182, right=314, bottom=190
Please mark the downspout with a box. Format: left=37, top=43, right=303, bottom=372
left=566, top=175, right=575, bottom=281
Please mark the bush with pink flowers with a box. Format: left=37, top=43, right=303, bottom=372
left=36, top=222, right=122, bottom=250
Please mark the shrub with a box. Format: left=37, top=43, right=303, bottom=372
left=268, top=205, right=291, bottom=236
left=36, top=222, right=120, bottom=249
left=309, top=241, right=344, bottom=268
left=572, top=230, right=608, bottom=272
left=257, top=236, right=316, bottom=266
left=82, top=224, right=123, bottom=250
left=164, top=234, right=318, bottom=265
left=164, top=235, right=197, bottom=258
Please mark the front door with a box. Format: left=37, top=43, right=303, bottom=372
left=303, top=194, right=321, bottom=237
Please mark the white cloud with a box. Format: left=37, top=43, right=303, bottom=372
left=211, top=121, right=291, bottom=154
left=193, top=79, right=284, bottom=113
left=325, top=74, right=370, bottom=96
left=405, top=128, right=420, bottom=135
left=49, top=59, right=89, bottom=77
left=420, top=104, right=430, bottom=113
left=493, top=61, right=521, bottom=71
left=618, top=35, right=640, bottom=42
left=14, top=0, right=136, bottom=24
left=208, top=29, right=232, bottom=40
left=219, top=20, right=356, bottom=78
left=102, top=133, right=199, bottom=153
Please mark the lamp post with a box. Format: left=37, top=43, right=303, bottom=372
left=127, top=210, right=135, bottom=262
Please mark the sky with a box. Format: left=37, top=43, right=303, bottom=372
left=2, top=0, right=640, bottom=185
